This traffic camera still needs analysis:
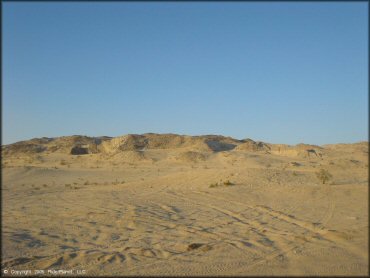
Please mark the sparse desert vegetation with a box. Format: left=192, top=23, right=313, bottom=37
left=210, top=179, right=234, bottom=188
left=316, top=169, right=333, bottom=184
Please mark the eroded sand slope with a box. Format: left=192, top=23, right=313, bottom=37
left=1, top=134, right=368, bottom=275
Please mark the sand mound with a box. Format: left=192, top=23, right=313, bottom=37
left=144, top=133, right=218, bottom=152
left=47, top=136, right=107, bottom=153
left=145, top=134, right=197, bottom=149
left=4, top=134, right=364, bottom=161
left=101, top=135, right=147, bottom=153
left=2, top=136, right=111, bottom=156
left=100, top=134, right=238, bottom=153
left=234, top=139, right=324, bottom=158
left=235, top=139, right=270, bottom=152
left=115, top=150, right=151, bottom=162
left=2, top=143, right=47, bottom=156
left=268, top=144, right=323, bottom=158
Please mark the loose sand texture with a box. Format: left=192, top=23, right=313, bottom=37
left=1, top=134, right=368, bottom=276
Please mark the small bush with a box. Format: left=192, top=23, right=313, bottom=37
left=209, top=183, right=219, bottom=188
left=316, top=169, right=332, bottom=184
left=43, top=184, right=48, bottom=188
left=223, top=180, right=234, bottom=186
left=210, top=180, right=234, bottom=188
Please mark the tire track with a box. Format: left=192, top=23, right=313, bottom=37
left=162, top=190, right=301, bottom=270
left=164, top=187, right=363, bottom=272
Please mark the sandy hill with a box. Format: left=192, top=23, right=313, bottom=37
left=2, top=135, right=112, bottom=156
left=4, top=133, right=365, bottom=157
left=3, top=133, right=241, bottom=156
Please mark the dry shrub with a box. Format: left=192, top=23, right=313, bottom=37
left=316, top=169, right=332, bottom=184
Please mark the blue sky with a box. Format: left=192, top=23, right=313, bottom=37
left=3, top=2, right=368, bottom=145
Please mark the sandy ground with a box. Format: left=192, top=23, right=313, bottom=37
left=1, top=137, right=368, bottom=276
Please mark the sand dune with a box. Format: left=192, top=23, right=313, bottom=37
left=1, top=134, right=368, bottom=275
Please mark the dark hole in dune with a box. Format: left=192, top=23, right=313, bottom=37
left=70, top=146, right=89, bottom=155
left=206, top=140, right=236, bottom=152
left=69, top=253, right=78, bottom=259
left=187, top=243, right=204, bottom=251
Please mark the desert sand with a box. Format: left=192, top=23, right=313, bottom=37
left=1, top=133, right=368, bottom=276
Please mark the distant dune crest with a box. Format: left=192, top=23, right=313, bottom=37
left=2, top=133, right=367, bottom=159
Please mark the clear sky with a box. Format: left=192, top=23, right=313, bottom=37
left=3, top=2, right=368, bottom=145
